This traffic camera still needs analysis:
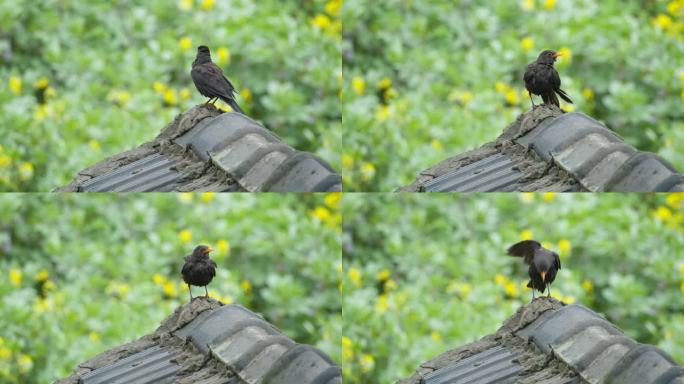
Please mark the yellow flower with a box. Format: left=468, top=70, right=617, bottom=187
left=375, top=294, right=389, bottom=313
left=520, top=229, right=534, bottom=240
left=563, top=104, right=575, bottom=112
left=361, top=162, right=376, bottom=180
left=494, top=274, right=507, bottom=285
left=359, top=353, right=375, bottom=373
left=88, top=139, right=101, bottom=152
left=678, top=264, right=684, bottom=274
left=668, top=0, right=683, bottom=15
left=153, top=81, right=168, bottom=93
left=45, top=86, right=57, bottom=98
left=431, top=139, right=444, bottom=152
left=377, top=77, right=392, bottom=89
left=310, top=206, right=332, bottom=221
left=217, top=239, right=230, bottom=254
left=557, top=47, right=572, bottom=63
left=448, top=89, right=474, bottom=105
left=504, top=281, right=519, bottom=297
left=33, top=105, right=50, bottom=121
left=178, top=193, right=193, bottom=203
left=201, top=192, right=214, bottom=202
left=311, top=14, right=331, bottom=30
left=153, top=273, right=166, bottom=285
left=9, top=268, right=22, bottom=287
left=653, top=206, right=673, bottom=221
left=342, top=336, right=353, bottom=361
left=505, top=89, right=519, bottom=105
left=653, top=13, right=673, bottom=29
left=325, top=0, right=342, bottom=17
left=35, top=269, right=49, bottom=282
left=178, top=229, right=193, bottom=243
left=220, top=294, right=234, bottom=304
left=241, top=88, right=252, bottom=102
left=19, top=161, right=33, bottom=180
left=240, top=279, right=253, bottom=294
left=521, top=0, right=535, bottom=11
left=324, top=192, right=342, bottom=209
left=376, top=268, right=391, bottom=281
left=178, top=37, right=193, bottom=51
left=446, top=281, right=473, bottom=297
left=521, top=37, right=535, bottom=52
left=667, top=193, right=684, bottom=208
left=18, top=354, right=33, bottom=373
left=216, top=47, right=230, bottom=65
left=543, top=0, right=555, bottom=10
left=178, top=0, right=193, bottom=10
left=342, top=154, right=354, bottom=168
left=109, top=90, right=131, bottom=105
left=519, top=192, right=534, bottom=203
left=201, top=0, right=214, bottom=10
left=561, top=295, right=576, bottom=304
left=542, top=192, right=556, bottom=202
left=495, top=81, right=510, bottom=93
left=375, top=105, right=391, bottom=121
left=347, top=267, right=362, bottom=287
left=44, top=280, right=56, bottom=291
left=9, top=76, right=22, bottom=94
left=351, top=76, right=365, bottom=95
left=385, top=279, right=397, bottom=291
left=163, top=281, right=178, bottom=297
left=431, top=331, right=442, bottom=342
left=582, top=87, right=594, bottom=101
left=0, top=347, right=11, bottom=359
left=34, top=76, right=49, bottom=89
left=582, top=279, right=594, bottom=293
left=163, top=89, right=178, bottom=105
left=179, top=88, right=191, bottom=100
left=89, top=331, right=101, bottom=343
left=558, top=239, right=571, bottom=254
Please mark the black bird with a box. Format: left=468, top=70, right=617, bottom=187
left=181, top=245, right=217, bottom=300
left=191, top=45, right=244, bottom=114
left=507, top=240, right=561, bottom=298
left=523, top=50, right=573, bottom=108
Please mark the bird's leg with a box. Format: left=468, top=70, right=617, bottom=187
left=528, top=92, right=536, bottom=108
left=547, top=284, right=551, bottom=297
left=188, top=284, right=193, bottom=301
left=204, top=286, right=209, bottom=298
left=210, top=98, right=218, bottom=105
left=532, top=289, right=536, bottom=300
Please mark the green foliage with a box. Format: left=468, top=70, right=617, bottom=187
left=342, top=0, right=684, bottom=191
left=342, top=193, right=684, bottom=383
left=0, top=0, right=341, bottom=191
left=0, top=193, right=342, bottom=383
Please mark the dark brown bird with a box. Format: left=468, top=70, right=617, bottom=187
left=523, top=50, right=573, bottom=108
left=507, top=240, right=561, bottom=298
left=181, top=244, right=217, bottom=300
left=191, top=45, right=244, bottom=114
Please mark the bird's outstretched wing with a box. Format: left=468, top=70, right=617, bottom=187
left=507, top=240, right=542, bottom=264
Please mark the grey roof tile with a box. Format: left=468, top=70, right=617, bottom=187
left=79, top=153, right=180, bottom=192
left=401, top=106, right=684, bottom=192
left=399, top=300, right=683, bottom=384
left=60, top=106, right=340, bottom=192
left=79, top=345, right=180, bottom=384
left=422, top=153, right=522, bottom=192
left=59, top=300, right=340, bottom=384
left=422, top=346, right=521, bottom=384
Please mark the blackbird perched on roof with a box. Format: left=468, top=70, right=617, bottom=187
left=191, top=45, right=244, bottom=114
left=523, top=50, right=573, bottom=108
left=507, top=240, right=561, bottom=299
left=181, top=245, right=217, bottom=300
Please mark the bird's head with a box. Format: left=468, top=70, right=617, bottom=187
left=537, top=50, right=562, bottom=64
left=197, top=45, right=211, bottom=55
left=192, top=244, right=214, bottom=258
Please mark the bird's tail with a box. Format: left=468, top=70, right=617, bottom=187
left=556, top=88, right=573, bottom=104
left=542, top=92, right=559, bottom=107
left=220, top=96, right=245, bottom=114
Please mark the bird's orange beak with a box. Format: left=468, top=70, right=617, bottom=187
left=540, top=271, right=547, bottom=282
left=553, top=52, right=562, bottom=58
left=206, top=246, right=214, bottom=253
